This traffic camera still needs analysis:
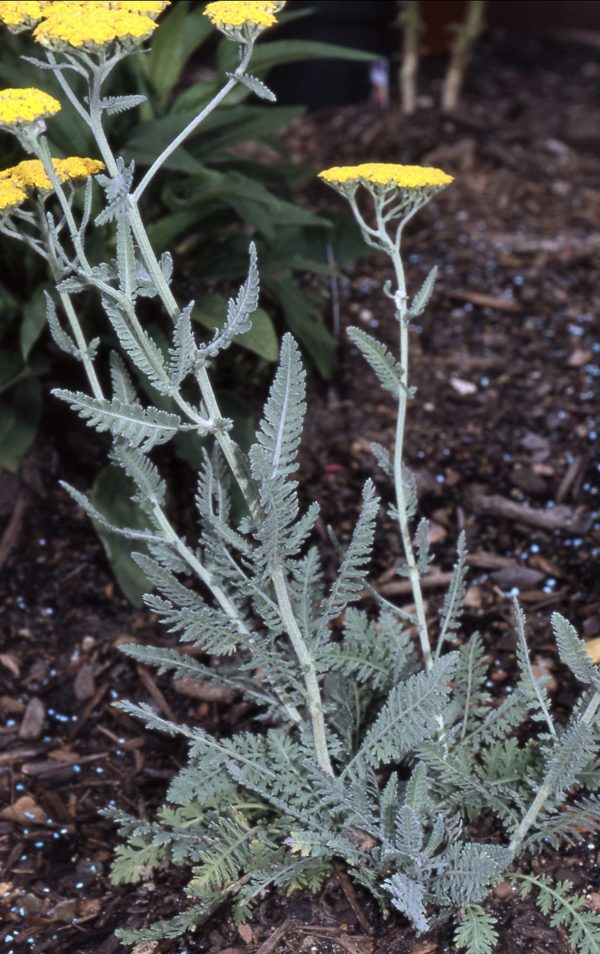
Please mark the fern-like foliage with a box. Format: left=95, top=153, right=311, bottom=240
left=41, top=109, right=599, bottom=951
left=509, top=874, right=600, bottom=954
left=249, top=334, right=316, bottom=573
left=436, top=531, right=468, bottom=649
left=347, top=326, right=407, bottom=395
left=201, top=243, right=259, bottom=360
left=353, top=653, right=457, bottom=768
left=320, top=479, right=379, bottom=625
left=53, top=390, right=182, bottom=451
left=454, top=905, right=498, bottom=954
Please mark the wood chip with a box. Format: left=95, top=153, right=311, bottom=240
left=490, top=566, right=545, bottom=590
left=255, top=920, right=292, bottom=954
left=173, top=677, right=236, bottom=704
left=567, top=348, right=592, bottom=367
left=0, top=653, right=21, bottom=679
left=338, top=935, right=374, bottom=954
left=0, top=653, right=20, bottom=678
left=0, top=695, right=25, bottom=715
left=467, top=488, right=593, bottom=533
left=449, top=289, right=520, bottom=312
left=74, top=663, right=96, bottom=702
left=587, top=892, right=600, bottom=913
left=18, top=697, right=46, bottom=740
left=0, top=795, right=47, bottom=825
left=136, top=666, right=176, bottom=722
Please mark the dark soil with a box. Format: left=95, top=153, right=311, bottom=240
left=1, top=29, right=600, bottom=954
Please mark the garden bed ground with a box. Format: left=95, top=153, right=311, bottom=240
left=1, top=28, right=599, bottom=954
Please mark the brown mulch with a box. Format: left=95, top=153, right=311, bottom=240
left=1, top=29, right=600, bottom=954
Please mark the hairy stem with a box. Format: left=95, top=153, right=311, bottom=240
left=149, top=501, right=250, bottom=639
left=132, top=42, right=254, bottom=203
left=388, top=246, right=433, bottom=673
left=508, top=691, right=600, bottom=855
left=272, top=565, right=334, bottom=776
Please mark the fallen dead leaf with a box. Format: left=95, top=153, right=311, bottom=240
left=237, top=923, right=254, bottom=944
left=0, top=795, right=47, bottom=825
left=0, top=882, right=13, bottom=897
left=585, top=637, right=600, bottom=664
left=411, top=941, right=438, bottom=954
left=0, top=694, right=25, bottom=714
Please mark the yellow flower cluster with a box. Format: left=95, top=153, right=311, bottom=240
left=0, top=1, right=49, bottom=30
left=33, top=3, right=159, bottom=50
left=0, top=178, right=28, bottom=214
left=0, top=155, right=105, bottom=213
left=0, top=1, right=170, bottom=49
left=1, top=156, right=105, bottom=191
left=204, top=1, right=281, bottom=36
left=319, top=163, right=454, bottom=191
left=0, top=87, right=61, bottom=127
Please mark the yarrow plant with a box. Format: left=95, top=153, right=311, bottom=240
left=1, top=4, right=599, bottom=952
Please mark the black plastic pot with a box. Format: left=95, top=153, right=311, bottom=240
left=269, top=1, right=397, bottom=109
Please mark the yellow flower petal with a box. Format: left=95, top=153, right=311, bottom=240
left=204, top=1, right=278, bottom=33
left=0, top=178, right=28, bottom=213
left=33, top=4, right=157, bottom=50
left=0, top=87, right=61, bottom=127
left=0, top=156, right=105, bottom=192
left=318, top=163, right=454, bottom=190
left=0, top=1, right=48, bottom=31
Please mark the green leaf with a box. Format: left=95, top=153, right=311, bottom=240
left=269, top=276, right=335, bottom=379
left=52, top=391, right=181, bottom=451
left=91, top=465, right=152, bottom=606
left=409, top=266, right=438, bottom=319
left=229, top=73, right=276, bottom=102
left=20, top=286, right=48, bottom=360
left=193, top=296, right=278, bottom=362
left=143, top=0, right=189, bottom=101
left=246, top=40, right=377, bottom=75
left=0, top=377, right=42, bottom=472
left=454, top=905, right=499, bottom=954
left=552, top=612, right=600, bottom=692
left=347, top=326, right=403, bottom=395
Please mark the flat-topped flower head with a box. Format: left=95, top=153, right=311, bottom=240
left=33, top=3, right=158, bottom=51
left=0, top=157, right=105, bottom=192
left=0, top=178, right=27, bottom=216
left=204, top=1, right=283, bottom=42
left=0, top=87, right=61, bottom=129
left=319, top=163, right=453, bottom=193
left=0, top=1, right=48, bottom=31
left=103, top=1, right=170, bottom=14
left=319, top=163, right=453, bottom=227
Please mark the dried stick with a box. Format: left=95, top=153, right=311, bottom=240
left=441, top=0, right=486, bottom=112
left=399, top=0, right=422, bottom=115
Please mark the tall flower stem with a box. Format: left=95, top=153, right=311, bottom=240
left=349, top=198, right=433, bottom=672
left=80, top=53, right=332, bottom=774
left=388, top=245, right=433, bottom=672
left=272, top=565, right=334, bottom=776
left=85, top=62, right=263, bottom=522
